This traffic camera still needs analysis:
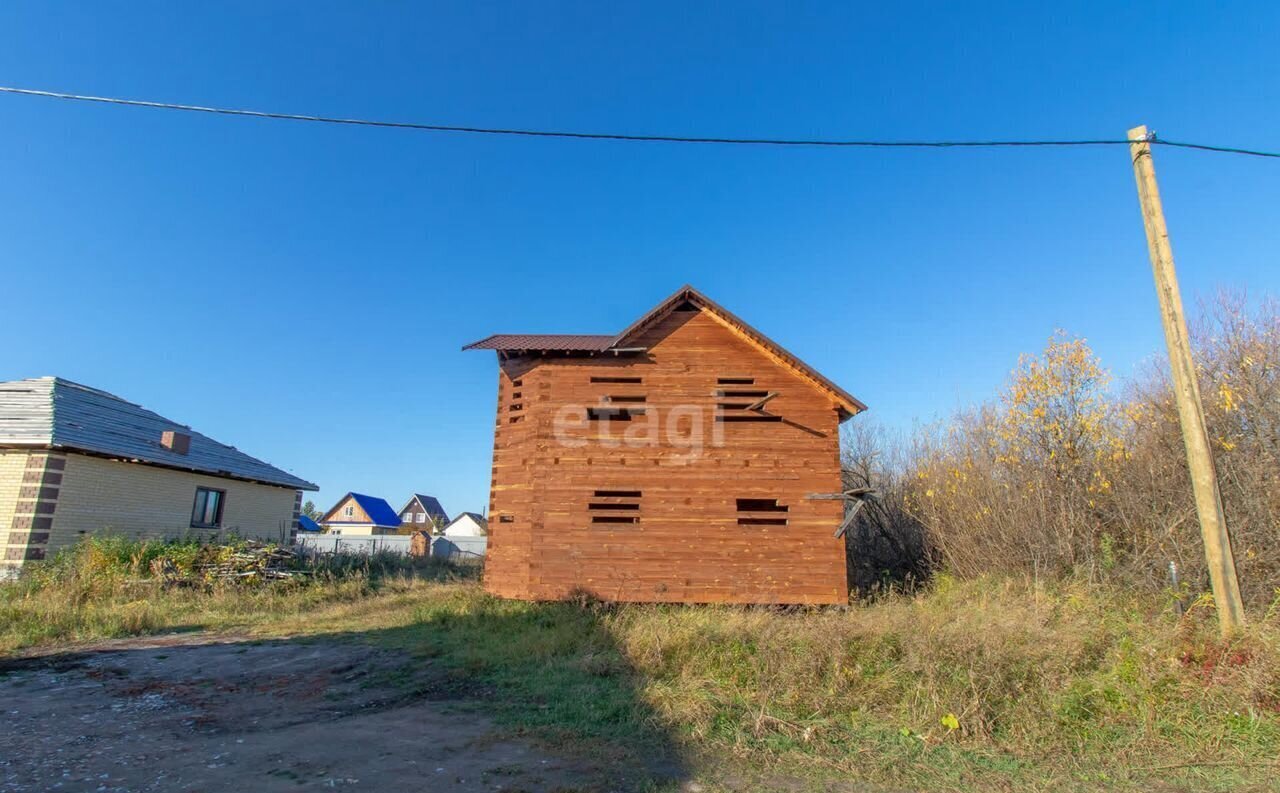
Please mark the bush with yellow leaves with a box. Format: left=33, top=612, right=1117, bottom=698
left=888, top=292, right=1280, bottom=605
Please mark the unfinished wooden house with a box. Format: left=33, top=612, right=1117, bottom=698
left=463, top=285, right=865, bottom=605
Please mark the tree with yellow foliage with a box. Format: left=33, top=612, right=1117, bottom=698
left=909, top=332, right=1121, bottom=577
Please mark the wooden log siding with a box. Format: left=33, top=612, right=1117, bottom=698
left=482, top=305, right=851, bottom=605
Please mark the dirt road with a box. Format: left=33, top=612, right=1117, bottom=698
left=0, top=635, right=668, bottom=792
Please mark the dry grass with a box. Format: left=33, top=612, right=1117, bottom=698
left=3, top=543, right=1278, bottom=791
left=604, top=577, right=1280, bottom=789
left=0, top=536, right=473, bottom=653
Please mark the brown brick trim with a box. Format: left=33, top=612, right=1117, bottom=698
left=5, top=532, right=50, bottom=546
left=18, top=485, right=59, bottom=500
left=15, top=500, right=56, bottom=515
left=24, top=454, right=66, bottom=470
left=22, top=469, right=63, bottom=486
left=10, top=516, right=53, bottom=531
left=290, top=490, right=304, bottom=540
left=7, top=453, right=64, bottom=565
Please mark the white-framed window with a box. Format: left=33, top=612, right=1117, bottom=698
left=343, top=505, right=354, bottom=517
left=416, top=513, right=426, bottom=523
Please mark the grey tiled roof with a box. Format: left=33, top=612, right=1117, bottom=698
left=0, top=376, right=317, bottom=490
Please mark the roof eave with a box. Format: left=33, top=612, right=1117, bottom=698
left=0, top=442, right=319, bottom=490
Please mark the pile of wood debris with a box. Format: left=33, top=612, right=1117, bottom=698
left=149, top=541, right=305, bottom=586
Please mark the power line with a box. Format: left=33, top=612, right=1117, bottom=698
left=2, top=85, right=1278, bottom=158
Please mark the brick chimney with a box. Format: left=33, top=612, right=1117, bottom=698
left=161, top=430, right=191, bottom=455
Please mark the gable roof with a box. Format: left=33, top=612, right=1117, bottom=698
left=443, top=511, right=487, bottom=534
left=462, top=285, right=866, bottom=420
left=323, top=492, right=401, bottom=527
left=0, top=376, right=317, bottom=490
left=400, top=494, right=449, bottom=522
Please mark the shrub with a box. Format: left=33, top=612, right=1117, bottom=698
left=881, top=293, right=1280, bottom=605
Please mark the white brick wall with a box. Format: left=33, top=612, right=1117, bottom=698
left=50, top=453, right=300, bottom=553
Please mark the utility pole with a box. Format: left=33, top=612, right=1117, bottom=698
left=1127, top=125, right=1245, bottom=636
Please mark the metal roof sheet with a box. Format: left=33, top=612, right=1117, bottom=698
left=347, top=493, right=401, bottom=527
left=0, top=376, right=317, bottom=490
left=461, top=334, right=615, bottom=352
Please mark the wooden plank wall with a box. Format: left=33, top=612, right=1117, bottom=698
left=322, top=495, right=371, bottom=525
left=484, top=308, right=848, bottom=605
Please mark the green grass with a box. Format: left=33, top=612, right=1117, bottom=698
left=3, top=537, right=1279, bottom=792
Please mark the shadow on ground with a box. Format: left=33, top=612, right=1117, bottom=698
left=0, top=599, right=689, bottom=793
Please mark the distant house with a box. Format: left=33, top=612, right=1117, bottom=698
left=0, top=376, right=317, bottom=576
left=320, top=493, right=401, bottom=535
left=297, top=515, right=322, bottom=533
left=397, top=494, right=449, bottom=529
left=442, top=512, right=487, bottom=538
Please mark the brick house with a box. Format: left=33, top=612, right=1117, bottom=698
left=0, top=376, right=317, bottom=576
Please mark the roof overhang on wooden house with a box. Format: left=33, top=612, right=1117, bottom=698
left=463, top=285, right=866, bottom=421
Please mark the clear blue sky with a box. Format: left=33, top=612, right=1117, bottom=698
left=2, top=2, right=1278, bottom=515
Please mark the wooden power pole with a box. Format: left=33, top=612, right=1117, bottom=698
left=1127, top=125, right=1245, bottom=636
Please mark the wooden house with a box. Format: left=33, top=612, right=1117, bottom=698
left=463, top=285, right=865, bottom=605
left=397, top=493, right=449, bottom=529
left=319, top=492, right=400, bottom=535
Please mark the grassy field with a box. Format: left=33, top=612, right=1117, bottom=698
left=3, top=539, right=1278, bottom=792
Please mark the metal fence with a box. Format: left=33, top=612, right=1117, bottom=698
left=430, top=536, right=487, bottom=560
left=295, top=533, right=486, bottom=559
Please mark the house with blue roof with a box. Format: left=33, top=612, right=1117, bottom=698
left=320, top=492, right=402, bottom=535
